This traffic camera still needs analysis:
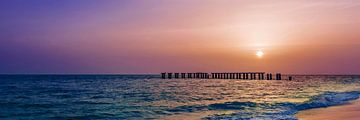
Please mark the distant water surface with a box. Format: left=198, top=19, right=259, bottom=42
left=0, top=75, right=360, bottom=119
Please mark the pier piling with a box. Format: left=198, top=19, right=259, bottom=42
left=161, top=73, right=166, bottom=79
left=187, top=73, right=192, bottom=78
left=175, top=73, right=179, bottom=79
left=181, top=73, right=186, bottom=78
left=168, top=73, right=172, bottom=79
left=275, top=73, right=282, bottom=80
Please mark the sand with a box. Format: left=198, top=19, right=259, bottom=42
left=296, top=99, right=360, bottom=120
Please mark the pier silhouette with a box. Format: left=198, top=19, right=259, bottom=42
left=161, top=72, right=290, bottom=80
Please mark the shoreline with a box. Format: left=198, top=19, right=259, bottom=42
left=296, top=99, right=360, bottom=120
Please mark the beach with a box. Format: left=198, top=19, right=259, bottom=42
left=297, top=99, right=360, bottom=120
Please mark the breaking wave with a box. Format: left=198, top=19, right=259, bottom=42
left=165, top=91, right=360, bottom=120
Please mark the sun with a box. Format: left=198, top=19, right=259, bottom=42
left=256, top=50, right=264, bottom=58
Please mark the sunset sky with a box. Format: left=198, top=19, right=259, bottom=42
left=1, top=0, right=360, bottom=74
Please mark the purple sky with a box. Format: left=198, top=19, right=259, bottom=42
left=1, top=0, right=360, bottom=74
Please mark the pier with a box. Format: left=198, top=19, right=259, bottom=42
left=161, top=72, right=289, bottom=80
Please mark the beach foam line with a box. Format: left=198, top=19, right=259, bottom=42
left=296, top=99, right=360, bottom=120
left=163, top=91, right=360, bottom=120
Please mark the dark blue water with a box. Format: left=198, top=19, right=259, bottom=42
left=0, top=75, right=359, bottom=119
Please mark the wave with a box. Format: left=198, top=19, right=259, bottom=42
left=296, top=91, right=360, bottom=110
left=165, top=91, right=360, bottom=120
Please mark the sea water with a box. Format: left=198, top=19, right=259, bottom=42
left=0, top=75, right=360, bottom=120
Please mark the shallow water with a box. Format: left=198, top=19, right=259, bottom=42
left=0, top=75, right=360, bottom=119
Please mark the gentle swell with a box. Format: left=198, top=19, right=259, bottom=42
left=165, top=91, right=360, bottom=120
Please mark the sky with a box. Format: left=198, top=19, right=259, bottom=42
left=1, top=0, right=360, bottom=74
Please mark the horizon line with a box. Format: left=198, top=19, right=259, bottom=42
left=1, top=73, right=360, bottom=76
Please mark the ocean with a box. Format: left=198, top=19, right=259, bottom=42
left=0, top=75, right=360, bottom=120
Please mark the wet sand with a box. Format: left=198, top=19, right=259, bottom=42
left=297, top=99, right=360, bottom=120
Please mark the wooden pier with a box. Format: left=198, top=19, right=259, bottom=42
left=161, top=72, right=288, bottom=80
